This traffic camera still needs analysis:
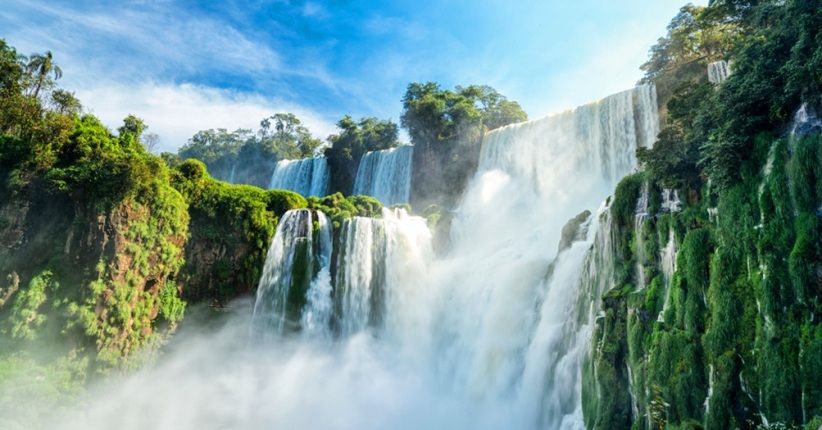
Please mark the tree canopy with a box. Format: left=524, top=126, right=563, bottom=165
left=325, top=115, right=400, bottom=194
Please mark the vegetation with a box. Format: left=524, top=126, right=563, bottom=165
left=401, top=82, right=527, bottom=207
left=171, top=159, right=307, bottom=304
left=585, top=2, right=822, bottom=428
left=176, top=113, right=323, bottom=187
left=324, top=116, right=400, bottom=195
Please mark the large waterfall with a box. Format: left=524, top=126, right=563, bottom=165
left=269, top=156, right=330, bottom=197
left=54, top=84, right=659, bottom=430
left=353, top=145, right=413, bottom=205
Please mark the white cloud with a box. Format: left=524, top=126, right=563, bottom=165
left=73, top=82, right=337, bottom=152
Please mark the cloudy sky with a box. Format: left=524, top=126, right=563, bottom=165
left=1, top=0, right=705, bottom=152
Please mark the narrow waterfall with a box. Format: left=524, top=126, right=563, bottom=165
left=269, top=157, right=329, bottom=197
left=707, top=60, right=731, bottom=84
left=661, top=188, right=682, bottom=212
left=657, top=227, right=678, bottom=322
left=353, top=145, right=413, bottom=205
left=300, top=212, right=334, bottom=336
left=227, top=162, right=238, bottom=183
left=251, top=209, right=332, bottom=336
left=634, top=182, right=650, bottom=291
left=790, top=103, right=822, bottom=137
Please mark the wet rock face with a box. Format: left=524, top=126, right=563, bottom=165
left=558, top=210, right=592, bottom=253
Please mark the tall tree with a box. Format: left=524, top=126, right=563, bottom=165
left=25, top=51, right=62, bottom=99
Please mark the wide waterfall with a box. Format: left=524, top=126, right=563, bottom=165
left=353, top=145, right=413, bottom=205
left=269, top=156, right=330, bottom=197
left=252, top=207, right=432, bottom=338
left=53, top=84, right=659, bottom=430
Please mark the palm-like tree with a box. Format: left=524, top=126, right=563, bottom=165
left=26, top=51, right=62, bottom=99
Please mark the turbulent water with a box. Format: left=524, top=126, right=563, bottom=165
left=46, top=84, right=659, bottom=430
left=269, top=157, right=330, bottom=197
left=353, top=145, right=413, bottom=205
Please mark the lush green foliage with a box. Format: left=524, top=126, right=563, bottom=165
left=0, top=42, right=193, bottom=374
left=639, top=0, right=822, bottom=190
left=401, top=82, right=527, bottom=207
left=171, top=159, right=307, bottom=303
left=307, top=192, right=383, bottom=230
left=325, top=116, right=400, bottom=194
left=177, top=113, right=323, bottom=187
left=587, top=3, right=822, bottom=424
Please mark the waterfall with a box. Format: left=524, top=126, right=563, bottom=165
left=658, top=227, right=678, bottom=322
left=426, top=84, right=657, bottom=427
left=334, top=207, right=433, bottom=337
left=334, top=216, right=387, bottom=335
left=227, top=162, right=238, bottom=183
left=300, top=212, right=334, bottom=337
left=251, top=209, right=332, bottom=336
left=269, top=156, right=329, bottom=197
left=661, top=188, right=682, bottom=212
left=708, top=60, right=731, bottom=84
left=66, top=85, right=659, bottom=430
left=790, top=103, right=822, bottom=137
left=634, top=182, right=650, bottom=291
left=353, top=145, right=413, bottom=205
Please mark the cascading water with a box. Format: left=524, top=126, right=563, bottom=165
left=634, top=182, right=650, bottom=291
left=707, top=60, right=731, bottom=84
left=421, top=84, right=657, bottom=427
left=333, top=207, right=433, bottom=338
left=657, top=227, right=678, bottom=322
left=269, top=156, right=330, bottom=197
left=251, top=209, right=332, bottom=336
left=52, top=84, right=659, bottom=430
left=353, top=145, right=414, bottom=205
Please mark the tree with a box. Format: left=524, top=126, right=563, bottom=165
left=50, top=89, right=81, bottom=116
left=325, top=116, right=400, bottom=194
left=118, top=114, right=147, bottom=146
left=0, top=39, right=24, bottom=94
left=258, top=113, right=322, bottom=159
left=143, top=133, right=160, bottom=153
left=401, top=82, right=527, bottom=207
left=25, top=51, right=62, bottom=99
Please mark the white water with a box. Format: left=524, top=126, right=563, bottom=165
left=39, top=84, right=659, bottom=430
left=300, top=212, right=333, bottom=337
left=707, top=60, right=731, bottom=84
left=658, top=227, right=678, bottom=322
left=251, top=209, right=332, bottom=335
left=635, top=182, right=650, bottom=291
left=790, top=102, right=822, bottom=137
left=269, top=157, right=330, bottom=197
left=353, top=145, right=413, bottom=205
left=661, top=188, right=682, bottom=213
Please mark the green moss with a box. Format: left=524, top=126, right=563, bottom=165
left=171, top=164, right=305, bottom=304
left=306, top=192, right=384, bottom=229
left=3, top=271, right=57, bottom=340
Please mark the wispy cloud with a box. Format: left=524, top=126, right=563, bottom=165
left=75, top=82, right=336, bottom=152
left=5, top=0, right=282, bottom=78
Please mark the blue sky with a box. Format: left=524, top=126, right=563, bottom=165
left=1, top=0, right=705, bottom=151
